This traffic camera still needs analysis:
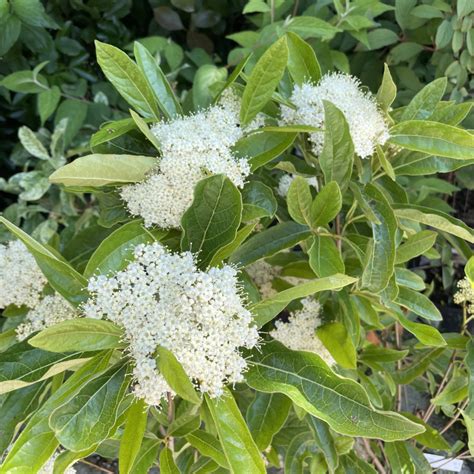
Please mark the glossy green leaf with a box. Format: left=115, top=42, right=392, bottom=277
left=49, top=154, right=157, bottom=187
left=130, top=438, right=161, bottom=474
left=209, top=223, right=256, bottom=267
left=129, top=109, right=161, bottom=150
left=38, top=86, right=61, bottom=124
left=206, top=389, right=265, bottom=474
left=395, top=230, right=437, bottom=264
left=156, top=346, right=201, bottom=404
left=287, top=176, right=313, bottom=225
left=28, top=319, right=124, bottom=353
left=49, top=363, right=130, bottom=451
left=242, top=181, right=277, bottom=221
left=229, top=222, right=311, bottom=267
left=432, top=372, right=468, bottom=406
left=392, top=313, right=446, bottom=347
left=307, top=417, right=339, bottom=472
left=286, top=32, right=321, bottom=85
left=309, top=235, right=345, bottom=277
left=395, top=287, right=442, bottom=321
left=310, top=181, right=342, bottom=227
left=389, top=121, right=474, bottom=160
left=246, top=341, right=424, bottom=440
left=181, top=175, right=242, bottom=268
left=159, top=447, right=180, bottom=474
left=240, top=36, right=288, bottom=125
left=246, top=392, right=291, bottom=450
left=317, top=322, right=357, bottom=368
left=385, top=442, right=415, bottom=474
left=376, top=64, right=396, bottom=112
left=401, top=78, right=447, bottom=121
left=95, top=40, right=159, bottom=118
left=186, top=430, right=229, bottom=468
left=119, top=399, right=148, bottom=474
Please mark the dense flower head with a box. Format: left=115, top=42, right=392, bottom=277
left=276, top=173, right=318, bottom=198
left=280, top=73, right=389, bottom=158
left=270, top=297, right=335, bottom=365
left=454, top=277, right=474, bottom=315
left=0, top=240, right=47, bottom=309
left=83, top=242, right=259, bottom=406
left=16, top=293, right=76, bottom=341
left=121, top=90, right=259, bottom=229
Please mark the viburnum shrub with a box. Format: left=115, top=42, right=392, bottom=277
left=0, top=33, right=474, bottom=473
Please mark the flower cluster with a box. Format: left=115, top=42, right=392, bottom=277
left=270, top=298, right=335, bottom=366
left=84, top=242, right=259, bottom=405
left=16, top=293, right=76, bottom=341
left=246, top=260, right=281, bottom=299
left=276, top=173, right=318, bottom=198
left=0, top=240, right=47, bottom=309
left=280, top=73, right=389, bottom=158
left=454, top=277, right=474, bottom=315
left=121, top=91, right=260, bottom=228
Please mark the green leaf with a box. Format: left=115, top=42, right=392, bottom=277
left=49, top=154, right=157, bottom=187
left=209, top=223, right=256, bottom=267
left=159, top=447, right=180, bottom=474
left=246, top=392, right=291, bottom=450
left=394, top=204, right=474, bottom=243
left=392, top=312, right=446, bottom=347
left=360, top=184, right=397, bottom=293
left=240, top=36, right=288, bottom=125
left=84, top=220, right=166, bottom=278
left=130, top=438, right=160, bottom=474
left=287, top=176, right=313, bottom=225
left=283, top=16, right=340, bottom=41
left=389, top=121, right=474, bottom=160
left=310, top=181, right=342, bottom=227
left=242, top=181, right=277, bottom=222
left=134, top=41, right=181, bottom=119
left=119, top=399, right=148, bottom=474
left=38, top=86, right=61, bottom=124
left=156, top=346, right=201, bottom=404
left=193, top=64, right=227, bottom=109
left=186, top=431, right=229, bottom=468
left=385, top=442, right=415, bottom=474
left=0, top=70, right=48, bottom=93
left=251, top=274, right=358, bottom=327
left=395, top=230, right=437, bottom=264
left=129, top=109, right=161, bottom=150
left=432, top=372, right=468, bottom=406
left=285, top=432, right=318, bottom=472
left=307, top=417, right=339, bottom=472
left=0, top=341, right=87, bottom=395
left=28, top=319, right=124, bottom=353
left=317, top=322, right=357, bottom=369
left=181, top=175, right=242, bottom=268
left=466, top=339, right=474, bottom=416
left=309, top=235, right=344, bottom=277
left=462, top=411, right=474, bottom=457
left=0, top=15, right=21, bottom=55
left=376, top=64, right=397, bottom=112
left=0, top=217, right=88, bottom=306
left=18, top=126, right=50, bottom=160
left=205, top=389, right=266, bottom=474
left=49, top=363, right=130, bottom=451
left=401, top=78, right=447, bottom=121
left=402, top=413, right=450, bottom=450
left=95, top=40, right=159, bottom=118
left=395, top=287, right=442, bottom=321
left=246, top=341, right=424, bottom=441
left=286, top=32, right=321, bottom=85
left=319, top=102, right=354, bottom=192
left=395, top=268, right=426, bottom=291
left=465, top=257, right=474, bottom=286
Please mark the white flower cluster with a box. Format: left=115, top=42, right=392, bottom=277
left=121, top=91, right=260, bottom=229
left=39, top=453, right=76, bottom=474
left=16, top=293, right=76, bottom=341
left=0, top=240, right=47, bottom=309
left=83, top=242, right=259, bottom=405
left=454, top=277, right=474, bottom=315
left=270, top=297, right=335, bottom=366
left=276, top=173, right=318, bottom=198
left=246, top=260, right=281, bottom=299
left=280, top=73, right=389, bottom=158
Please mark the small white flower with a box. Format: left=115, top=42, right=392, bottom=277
left=270, top=297, right=335, bottom=366
left=84, top=242, right=259, bottom=406
left=280, top=73, right=389, bottom=158
left=0, top=240, right=47, bottom=309
left=121, top=90, right=259, bottom=229
left=454, top=277, right=474, bottom=315
left=16, top=293, right=76, bottom=341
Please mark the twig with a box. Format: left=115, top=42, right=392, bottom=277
left=79, top=460, right=115, bottom=474
left=362, top=438, right=387, bottom=474
left=395, top=322, right=403, bottom=411
left=440, top=399, right=469, bottom=434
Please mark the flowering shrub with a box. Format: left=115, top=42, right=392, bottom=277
left=0, top=32, right=473, bottom=473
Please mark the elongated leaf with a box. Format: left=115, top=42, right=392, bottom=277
left=306, top=417, right=339, bottom=472
left=287, top=176, right=313, bottom=225
left=394, top=204, right=474, bottom=243
left=246, top=392, right=291, bottom=450
left=186, top=431, right=229, bottom=468
left=309, top=235, right=344, bottom=277
left=395, top=287, right=442, bottom=321
left=50, top=154, right=157, bottom=187
left=206, top=389, right=265, bottom=473
left=376, top=64, right=396, bottom=112
left=246, top=341, right=424, bottom=441
left=395, top=230, right=437, bottom=264
left=389, top=121, right=474, bottom=160
left=385, top=442, right=415, bottom=474
left=466, top=339, right=474, bottom=416
left=251, top=274, right=358, bottom=327
left=319, top=102, right=354, bottom=192
left=130, top=438, right=160, bottom=474
left=286, top=32, right=321, bottom=85
left=129, top=109, right=161, bottom=150
left=360, top=184, right=397, bottom=293
left=229, top=222, right=311, bottom=267
left=242, top=181, right=277, bottom=221
left=134, top=42, right=181, bottom=119
left=181, top=175, right=242, bottom=268
left=84, top=220, right=166, bottom=278
left=0, top=217, right=88, bottom=306
left=401, top=78, right=447, bottom=121
left=240, top=36, right=288, bottom=125
left=28, top=319, right=124, bottom=353
left=95, top=41, right=159, bottom=118
left=156, top=346, right=201, bottom=404
left=317, top=322, right=357, bottom=368
left=49, top=363, right=130, bottom=451
left=159, top=448, right=180, bottom=474
left=392, top=312, right=446, bottom=347
left=119, top=399, right=148, bottom=474
left=209, top=223, right=256, bottom=267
